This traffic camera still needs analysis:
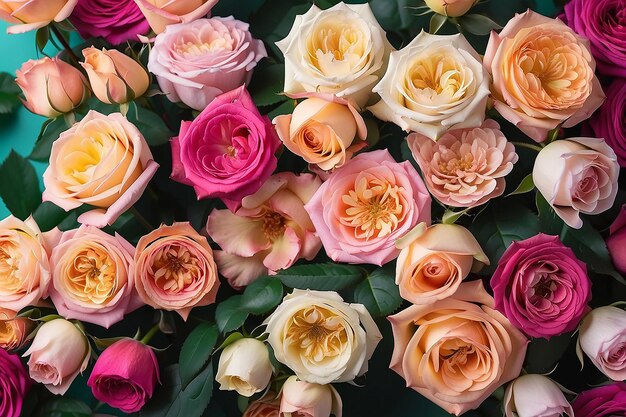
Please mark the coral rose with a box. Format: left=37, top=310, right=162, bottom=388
left=607, top=205, right=626, bottom=275
left=504, top=374, right=573, bottom=417
left=70, top=0, right=150, bottom=45
left=388, top=280, right=528, bottom=416
left=572, top=383, right=626, bottom=417
left=305, top=149, right=431, bottom=266
left=408, top=120, right=518, bottom=208
left=578, top=306, right=626, bottom=381
left=484, top=10, right=605, bottom=142
left=216, top=338, right=273, bottom=397
left=134, top=222, right=220, bottom=320
left=280, top=376, right=342, bottom=417
left=0, top=0, right=77, bottom=34
left=0, top=348, right=30, bottom=417
left=135, top=0, right=218, bottom=34
left=0, top=309, right=32, bottom=351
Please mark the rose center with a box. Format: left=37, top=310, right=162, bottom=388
left=152, top=245, right=200, bottom=293
left=442, top=345, right=474, bottom=366
left=532, top=273, right=556, bottom=299
left=262, top=212, right=287, bottom=242
left=438, top=152, right=475, bottom=175
left=307, top=20, right=367, bottom=75
left=286, top=306, right=348, bottom=362
left=0, top=240, right=21, bottom=291
left=69, top=248, right=117, bottom=304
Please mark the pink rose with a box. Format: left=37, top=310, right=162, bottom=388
left=88, top=338, right=160, bottom=413
left=484, top=10, right=604, bottom=142
left=504, top=374, right=573, bottom=417
left=49, top=225, right=139, bottom=328
left=0, top=349, right=30, bottom=417
left=0, top=0, right=77, bottom=33
left=280, top=376, right=342, bottom=417
left=243, top=397, right=280, bottom=417
left=585, top=79, right=626, bottom=167
left=491, top=234, right=591, bottom=339
left=578, top=306, right=626, bottom=381
left=148, top=17, right=266, bottom=111
left=572, top=383, right=626, bottom=417
left=171, top=86, right=281, bottom=211
left=206, top=173, right=322, bottom=288
left=607, top=205, right=626, bottom=275
left=134, top=0, right=218, bottom=34
left=304, top=149, right=431, bottom=265
left=70, top=0, right=150, bottom=44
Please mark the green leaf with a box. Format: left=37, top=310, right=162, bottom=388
left=29, top=117, right=69, bottom=162
left=0, top=72, right=21, bottom=114
left=267, top=99, right=296, bottom=119
left=456, top=14, right=502, bottom=35
left=506, top=173, right=535, bottom=197
left=215, top=296, right=248, bottom=333
left=248, top=63, right=287, bottom=107
left=179, top=323, right=218, bottom=389
left=353, top=266, right=402, bottom=317
left=35, top=26, right=50, bottom=54
left=32, top=202, right=71, bottom=232
left=429, top=13, right=447, bottom=34
left=369, top=0, right=425, bottom=30
left=215, top=331, right=245, bottom=352
left=0, top=151, right=42, bottom=219
left=277, top=263, right=366, bottom=291
left=127, top=102, right=172, bottom=146
left=240, top=276, right=284, bottom=315
left=35, top=398, right=91, bottom=417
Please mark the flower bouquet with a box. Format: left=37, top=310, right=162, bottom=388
left=0, top=0, right=625, bottom=416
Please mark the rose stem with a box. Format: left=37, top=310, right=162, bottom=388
left=49, top=24, right=81, bottom=66
left=140, top=323, right=161, bottom=345
left=511, top=142, right=543, bottom=152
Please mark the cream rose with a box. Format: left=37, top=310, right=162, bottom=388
left=216, top=338, right=273, bottom=397
left=135, top=0, right=218, bottom=34
left=578, top=306, right=626, bottom=381
left=276, top=2, right=393, bottom=108
left=264, top=289, right=381, bottom=384
left=280, top=376, right=342, bottom=417
left=370, top=31, right=489, bottom=140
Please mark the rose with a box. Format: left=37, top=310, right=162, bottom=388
left=484, top=10, right=604, bottom=143
left=206, top=173, right=322, bottom=288
left=0, top=349, right=30, bottom=417
left=395, top=223, right=489, bottom=305
left=0, top=309, right=32, bottom=351
left=388, top=280, right=528, bottom=416
left=82, top=47, right=150, bottom=104
left=370, top=32, right=489, bottom=140
left=572, top=383, right=626, bottom=417
left=0, top=216, right=52, bottom=311
left=134, top=222, right=220, bottom=320
left=171, top=86, right=281, bottom=211
left=305, top=149, right=431, bottom=266
left=276, top=2, right=393, bottom=108
left=43, top=111, right=159, bottom=228
left=24, top=318, right=90, bottom=395
left=49, top=225, right=138, bottom=328
left=564, top=0, right=626, bottom=78
left=264, top=289, right=382, bottom=384
left=273, top=93, right=367, bottom=171
left=148, top=17, right=266, bottom=111
left=533, top=137, right=619, bottom=229
left=0, top=0, right=77, bottom=33
left=607, top=205, right=626, bottom=274
left=585, top=79, right=626, bottom=167
left=70, top=0, right=150, bottom=45
left=88, top=338, right=160, bottom=413
left=504, top=374, right=573, bottom=417
left=280, top=376, right=342, bottom=417
left=216, top=338, right=273, bottom=397
left=578, top=306, right=626, bottom=381
left=243, top=397, right=280, bottom=417
left=16, top=57, right=88, bottom=118
left=134, top=0, right=218, bottom=34
left=407, top=120, right=518, bottom=207
left=425, top=0, right=476, bottom=16
left=490, top=234, right=591, bottom=339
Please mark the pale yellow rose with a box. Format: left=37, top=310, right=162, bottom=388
left=134, top=0, right=218, bottom=34
left=0, top=0, right=77, bottom=34
left=425, top=0, right=476, bottom=16
left=216, top=338, right=273, bottom=397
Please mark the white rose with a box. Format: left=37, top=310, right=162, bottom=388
left=504, top=374, right=573, bottom=417
left=264, top=289, right=382, bottom=384
left=578, top=306, right=626, bottom=381
left=216, top=338, right=273, bottom=397
left=369, top=31, right=490, bottom=139
left=276, top=2, right=393, bottom=108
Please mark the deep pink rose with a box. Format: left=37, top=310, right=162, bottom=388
left=585, top=79, right=626, bottom=167
left=87, top=339, right=160, bottom=413
left=171, top=86, right=281, bottom=211
left=572, top=383, right=626, bottom=417
left=564, top=0, right=626, bottom=78
left=70, top=0, right=149, bottom=44
left=0, top=349, right=30, bottom=417
left=490, top=234, right=591, bottom=339
left=607, top=205, right=626, bottom=275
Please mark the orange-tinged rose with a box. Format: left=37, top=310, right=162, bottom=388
left=0, top=0, right=77, bottom=34
left=134, top=0, right=218, bottom=34
left=0, top=309, right=31, bottom=351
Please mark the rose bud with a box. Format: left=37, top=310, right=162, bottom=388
left=24, top=318, right=90, bottom=395
left=425, top=0, right=476, bottom=16
left=16, top=57, right=88, bottom=118
left=216, top=338, right=273, bottom=397
left=81, top=47, right=150, bottom=104
left=579, top=306, right=626, bottom=381
left=0, top=0, right=77, bottom=34
left=0, top=348, right=31, bottom=417
left=280, top=376, right=342, bottom=417
left=87, top=338, right=160, bottom=413
left=0, top=309, right=33, bottom=351
left=504, top=374, right=573, bottom=417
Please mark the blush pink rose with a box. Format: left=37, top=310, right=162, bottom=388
left=171, top=86, right=281, bottom=211
left=0, top=348, right=30, bottom=417
left=585, top=79, right=626, bottom=167
left=304, top=149, right=431, bottom=266
left=578, top=306, right=626, bottom=381
left=490, top=234, right=591, bottom=339
left=135, top=0, right=218, bottom=34
left=70, top=0, right=150, bottom=44
left=148, top=17, right=266, bottom=111
left=206, top=173, right=322, bottom=288
left=280, top=376, right=343, bottom=417
left=0, top=0, right=77, bottom=33
left=243, top=397, right=280, bottom=417
left=607, top=205, right=626, bottom=275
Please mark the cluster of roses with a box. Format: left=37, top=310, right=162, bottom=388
left=0, top=0, right=625, bottom=416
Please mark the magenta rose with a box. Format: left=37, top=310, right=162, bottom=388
left=490, top=233, right=591, bottom=339
left=87, top=339, right=160, bottom=413
left=70, top=0, right=150, bottom=44
left=171, top=86, right=281, bottom=211
left=0, top=349, right=30, bottom=417
left=607, top=205, right=626, bottom=275
left=572, top=383, right=626, bottom=417
left=585, top=79, right=626, bottom=167
left=564, top=0, right=626, bottom=78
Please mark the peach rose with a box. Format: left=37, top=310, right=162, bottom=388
left=0, top=0, right=77, bottom=34
left=370, top=31, right=489, bottom=140
left=243, top=396, right=281, bottom=417
left=42, top=111, right=159, bottom=228
left=280, top=376, right=342, bottom=417
left=533, top=137, right=619, bottom=229
left=484, top=10, right=605, bottom=142
left=388, top=280, right=528, bottom=416
left=134, top=0, right=218, bottom=34
left=407, top=120, right=518, bottom=208
left=0, top=309, right=32, bottom=351
left=16, top=57, right=88, bottom=118
left=49, top=225, right=139, bottom=328
left=0, top=216, right=52, bottom=312
left=395, top=223, right=488, bottom=305
left=206, top=173, right=322, bottom=288
left=134, top=222, right=220, bottom=319
left=273, top=93, right=367, bottom=172
left=81, top=47, right=150, bottom=105
left=425, top=0, right=476, bottom=16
